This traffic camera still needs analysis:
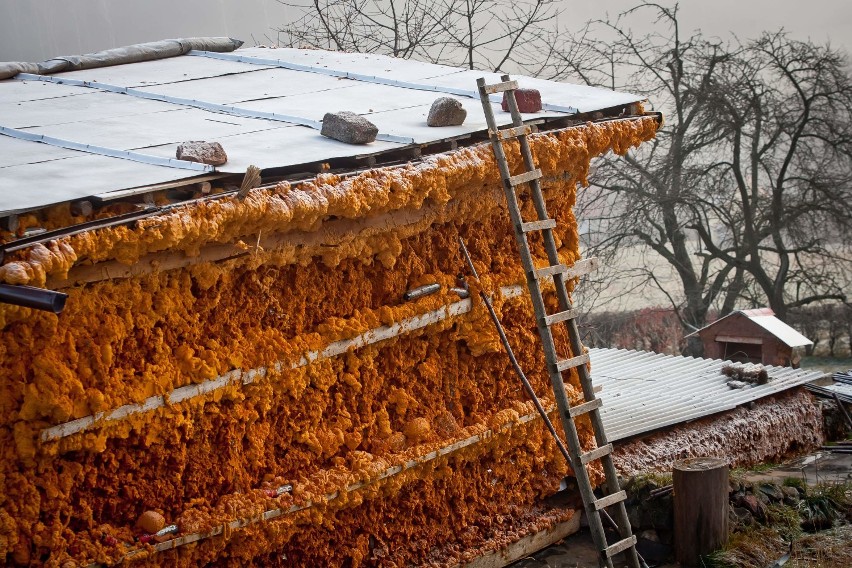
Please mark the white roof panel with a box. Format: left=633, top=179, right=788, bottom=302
left=235, top=47, right=460, bottom=82
left=239, top=81, right=444, bottom=121
left=0, top=79, right=89, bottom=104
left=0, top=155, right=194, bottom=213
left=0, top=136, right=82, bottom=168
left=0, top=90, right=189, bottom=129
left=135, top=68, right=357, bottom=104
left=367, top=99, right=554, bottom=144
left=746, top=314, right=813, bottom=348
left=50, top=56, right=273, bottom=87
left=425, top=69, right=641, bottom=114
left=22, top=108, right=283, bottom=150
left=138, top=125, right=402, bottom=173
left=0, top=47, right=647, bottom=215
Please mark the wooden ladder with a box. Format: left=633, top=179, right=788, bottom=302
left=476, top=75, right=641, bottom=568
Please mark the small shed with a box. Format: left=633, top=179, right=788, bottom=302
left=686, top=308, right=812, bottom=367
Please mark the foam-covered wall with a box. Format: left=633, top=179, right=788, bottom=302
left=0, top=118, right=658, bottom=566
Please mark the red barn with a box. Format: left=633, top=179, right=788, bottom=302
left=686, top=308, right=812, bottom=367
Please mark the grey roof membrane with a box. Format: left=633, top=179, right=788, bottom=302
left=0, top=47, right=643, bottom=216
left=591, top=348, right=825, bottom=441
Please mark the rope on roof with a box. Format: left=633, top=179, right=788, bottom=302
left=0, top=37, right=243, bottom=80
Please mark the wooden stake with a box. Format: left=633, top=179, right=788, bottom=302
left=673, top=457, right=729, bottom=566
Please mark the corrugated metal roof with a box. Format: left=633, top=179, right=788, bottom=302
left=684, top=308, right=812, bottom=348
left=591, top=347, right=825, bottom=441
left=0, top=47, right=643, bottom=216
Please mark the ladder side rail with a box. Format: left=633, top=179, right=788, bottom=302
left=498, top=76, right=641, bottom=568
left=499, top=74, right=556, bottom=234
left=479, top=78, right=616, bottom=568
left=499, top=73, right=617, bottom=447
left=475, top=85, right=539, bottom=274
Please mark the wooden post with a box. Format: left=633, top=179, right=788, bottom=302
left=673, top=457, right=729, bottom=566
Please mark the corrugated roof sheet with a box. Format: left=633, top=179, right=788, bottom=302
left=591, top=347, right=825, bottom=441
left=0, top=47, right=643, bottom=216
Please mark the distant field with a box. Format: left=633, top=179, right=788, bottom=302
left=801, top=357, right=852, bottom=374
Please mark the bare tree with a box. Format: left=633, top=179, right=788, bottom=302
left=276, top=0, right=561, bottom=71
left=276, top=0, right=448, bottom=59
left=558, top=3, right=851, bottom=354
left=691, top=32, right=852, bottom=320
left=561, top=4, right=740, bottom=355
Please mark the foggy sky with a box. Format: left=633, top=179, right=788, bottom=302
left=0, top=0, right=850, bottom=63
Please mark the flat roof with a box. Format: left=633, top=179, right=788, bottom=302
left=0, top=47, right=643, bottom=216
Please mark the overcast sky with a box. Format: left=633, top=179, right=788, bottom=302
left=0, top=0, right=849, bottom=62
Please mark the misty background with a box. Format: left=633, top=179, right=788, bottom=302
left=1, top=0, right=850, bottom=62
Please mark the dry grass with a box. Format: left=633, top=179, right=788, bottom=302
left=708, top=527, right=852, bottom=567
left=706, top=482, right=852, bottom=568
left=789, top=525, right=852, bottom=567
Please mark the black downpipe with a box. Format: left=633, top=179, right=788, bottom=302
left=0, top=283, right=67, bottom=313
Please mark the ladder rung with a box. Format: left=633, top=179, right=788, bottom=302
left=533, top=263, right=567, bottom=280
left=520, top=219, right=557, bottom=233
left=593, top=490, right=627, bottom=511
left=494, top=125, right=532, bottom=140
left=544, top=308, right=576, bottom=326
left=482, top=80, right=519, bottom=94
left=556, top=353, right=590, bottom=373
left=604, top=535, right=637, bottom=558
left=580, top=443, right=612, bottom=465
left=508, top=168, right=542, bottom=187
left=568, top=397, right=602, bottom=418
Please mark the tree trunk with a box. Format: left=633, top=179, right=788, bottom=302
left=682, top=334, right=704, bottom=357
left=673, top=457, right=729, bottom=566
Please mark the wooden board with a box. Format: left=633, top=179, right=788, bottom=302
left=456, top=512, right=581, bottom=568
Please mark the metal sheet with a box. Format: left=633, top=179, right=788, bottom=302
left=234, top=47, right=461, bottom=82
left=138, top=125, right=403, bottom=173
left=0, top=155, right=194, bottom=214
left=426, top=69, right=643, bottom=114
left=0, top=79, right=88, bottom=104
left=0, top=89, right=190, bottom=129
left=48, top=55, right=272, bottom=87
left=366, top=99, right=567, bottom=144
left=135, top=68, right=358, bottom=104
left=590, top=348, right=825, bottom=441
left=238, top=81, right=447, bottom=121
left=746, top=314, right=812, bottom=347
left=0, top=47, right=649, bottom=214
left=21, top=107, right=284, bottom=150
left=229, top=48, right=642, bottom=114
left=0, top=136, right=81, bottom=168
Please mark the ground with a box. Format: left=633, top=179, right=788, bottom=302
left=509, top=450, right=852, bottom=568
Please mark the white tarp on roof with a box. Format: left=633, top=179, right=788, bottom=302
left=0, top=47, right=644, bottom=216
